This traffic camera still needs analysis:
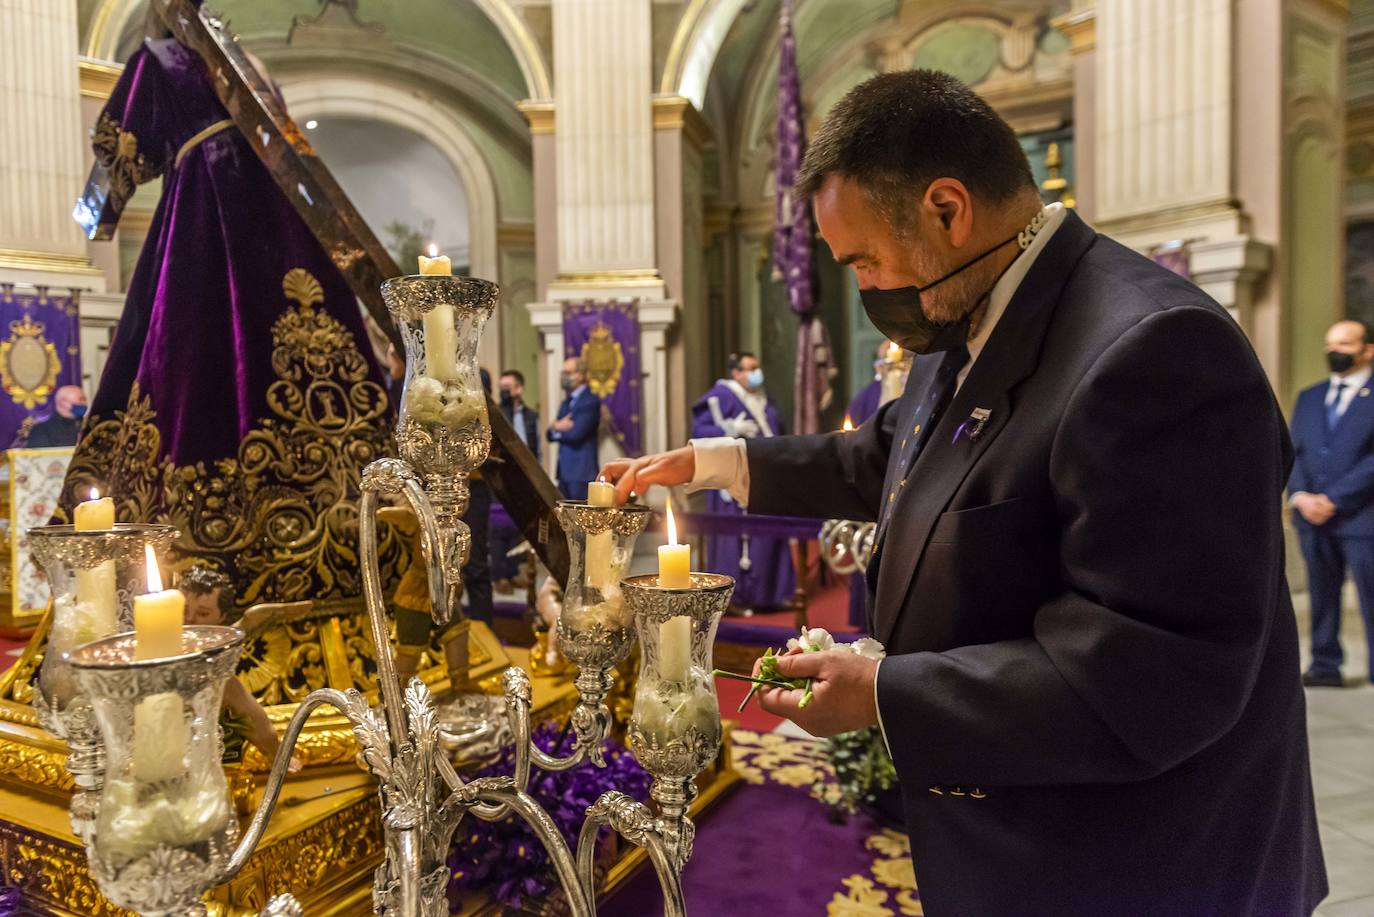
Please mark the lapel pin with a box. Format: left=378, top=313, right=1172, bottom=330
left=953, top=407, right=993, bottom=444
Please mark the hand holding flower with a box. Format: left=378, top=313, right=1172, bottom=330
left=757, top=650, right=881, bottom=737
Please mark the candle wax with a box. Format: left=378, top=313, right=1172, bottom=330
left=74, top=496, right=114, bottom=531
left=417, top=254, right=460, bottom=381
left=658, top=616, right=693, bottom=683
left=134, top=588, right=185, bottom=660
left=657, top=544, right=690, bottom=589
left=75, top=562, right=118, bottom=636
left=585, top=480, right=617, bottom=590
left=131, top=692, right=188, bottom=783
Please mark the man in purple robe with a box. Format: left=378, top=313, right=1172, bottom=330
left=690, top=353, right=795, bottom=610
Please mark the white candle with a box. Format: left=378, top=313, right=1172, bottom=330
left=133, top=545, right=184, bottom=660
left=657, top=499, right=693, bottom=682
left=131, top=692, right=188, bottom=783
left=585, top=478, right=616, bottom=591
left=74, top=487, right=117, bottom=635
left=418, top=246, right=460, bottom=382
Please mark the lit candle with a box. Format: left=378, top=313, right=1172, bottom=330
left=74, top=486, right=115, bottom=531
left=886, top=341, right=902, bottom=363
left=417, top=245, right=460, bottom=381
left=585, top=478, right=616, bottom=590
left=74, top=487, right=117, bottom=636
left=657, top=499, right=693, bottom=682
left=842, top=415, right=854, bottom=432
left=133, top=545, right=185, bottom=660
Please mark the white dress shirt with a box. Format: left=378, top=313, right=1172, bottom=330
left=1326, top=367, right=1371, bottom=422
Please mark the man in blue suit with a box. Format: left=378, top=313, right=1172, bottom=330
left=547, top=356, right=601, bottom=500
left=1290, top=319, right=1374, bottom=687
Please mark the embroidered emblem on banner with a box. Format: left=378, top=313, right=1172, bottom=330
left=0, top=315, right=61, bottom=409
left=581, top=320, right=625, bottom=398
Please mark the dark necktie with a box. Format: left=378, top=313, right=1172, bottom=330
left=1328, top=382, right=1347, bottom=431
left=866, top=345, right=971, bottom=595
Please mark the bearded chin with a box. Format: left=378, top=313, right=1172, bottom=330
left=922, top=259, right=1002, bottom=325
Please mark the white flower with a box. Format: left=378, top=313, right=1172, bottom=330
left=787, top=626, right=836, bottom=653
left=847, top=637, right=887, bottom=661
left=409, top=375, right=444, bottom=400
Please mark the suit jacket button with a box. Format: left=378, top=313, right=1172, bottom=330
left=928, top=785, right=944, bottom=795
left=950, top=786, right=966, bottom=796
left=970, top=787, right=987, bottom=799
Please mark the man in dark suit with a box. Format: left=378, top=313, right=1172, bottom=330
left=603, top=71, right=1325, bottom=914
left=492, top=369, right=540, bottom=586
left=26, top=385, right=88, bottom=447
left=1289, top=319, right=1374, bottom=687
left=547, top=356, right=601, bottom=501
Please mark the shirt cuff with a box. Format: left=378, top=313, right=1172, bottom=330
left=687, top=437, right=750, bottom=505
left=873, top=657, right=892, bottom=756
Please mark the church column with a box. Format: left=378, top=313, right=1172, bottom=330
left=1088, top=0, right=1346, bottom=404
left=1052, top=1, right=1096, bottom=221
left=527, top=0, right=681, bottom=463
left=0, top=0, right=104, bottom=291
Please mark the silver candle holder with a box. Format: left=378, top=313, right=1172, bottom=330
left=68, top=626, right=243, bottom=917
left=56, top=271, right=733, bottom=916
left=27, top=522, right=178, bottom=839
left=538, top=499, right=653, bottom=769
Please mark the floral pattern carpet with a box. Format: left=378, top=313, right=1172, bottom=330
left=602, top=729, right=921, bottom=916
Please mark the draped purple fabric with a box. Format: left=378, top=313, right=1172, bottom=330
left=562, top=300, right=643, bottom=456
left=58, top=39, right=398, bottom=607
left=0, top=285, right=83, bottom=447
left=691, top=382, right=795, bottom=609
left=772, top=0, right=833, bottom=435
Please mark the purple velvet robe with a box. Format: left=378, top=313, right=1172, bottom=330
left=690, top=381, right=795, bottom=609
left=59, top=39, right=400, bottom=607
left=846, top=379, right=883, bottom=626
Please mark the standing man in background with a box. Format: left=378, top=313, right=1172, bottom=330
left=27, top=385, right=88, bottom=447
left=1290, top=319, right=1374, bottom=687
left=690, top=353, right=794, bottom=612
left=547, top=357, right=601, bottom=501
left=492, top=369, right=539, bottom=589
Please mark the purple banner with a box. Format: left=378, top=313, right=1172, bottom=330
left=0, top=285, right=83, bottom=447
left=563, top=300, right=643, bottom=456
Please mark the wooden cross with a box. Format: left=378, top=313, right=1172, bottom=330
left=74, top=0, right=570, bottom=584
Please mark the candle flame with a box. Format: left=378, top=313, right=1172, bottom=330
left=842, top=415, right=854, bottom=432
left=666, top=498, right=678, bottom=546
left=89, top=486, right=100, bottom=500
left=887, top=341, right=902, bottom=361
left=426, top=243, right=439, bottom=258
left=145, top=544, right=163, bottom=593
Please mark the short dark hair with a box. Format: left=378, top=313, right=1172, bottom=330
left=178, top=566, right=236, bottom=619
left=728, top=352, right=757, bottom=373
left=797, top=70, right=1037, bottom=235
left=500, top=369, right=525, bottom=386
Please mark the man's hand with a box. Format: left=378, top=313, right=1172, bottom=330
left=1294, top=492, right=1337, bottom=526
left=553, top=416, right=574, bottom=433
left=756, top=649, right=879, bottom=737
left=600, top=446, right=696, bottom=504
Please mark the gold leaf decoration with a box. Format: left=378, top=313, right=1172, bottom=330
left=827, top=876, right=894, bottom=917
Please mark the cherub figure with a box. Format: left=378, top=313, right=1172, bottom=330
left=179, top=567, right=299, bottom=770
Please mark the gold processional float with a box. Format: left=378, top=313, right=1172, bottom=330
left=0, top=4, right=738, bottom=915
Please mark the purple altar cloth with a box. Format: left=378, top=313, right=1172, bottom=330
left=602, top=731, right=918, bottom=915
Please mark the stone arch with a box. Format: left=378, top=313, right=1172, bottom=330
left=277, top=73, right=504, bottom=365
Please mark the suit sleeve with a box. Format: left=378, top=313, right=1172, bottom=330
left=1287, top=394, right=1311, bottom=496
left=559, top=396, right=600, bottom=447
left=877, top=307, right=1286, bottom=787
left=743, top=397, right=897, bottom=522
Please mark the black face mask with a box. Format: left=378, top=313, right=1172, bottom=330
left=499, top=389, right=515, bottom=409
left=858, top=231, right=1021, bottom=354
left=1327, top=351, right=1357, bottom=374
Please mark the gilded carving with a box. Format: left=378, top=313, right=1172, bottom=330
left=0, top=739, right=73, bottom=792
left=62, top=268, right=407, bottom=618
left=91, top=111, right=159, bottom=205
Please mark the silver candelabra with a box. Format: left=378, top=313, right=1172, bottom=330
left=35, top=274, right=733, bottom=917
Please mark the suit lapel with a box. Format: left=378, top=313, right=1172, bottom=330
left=872, top=210, right=1098, bottom=646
